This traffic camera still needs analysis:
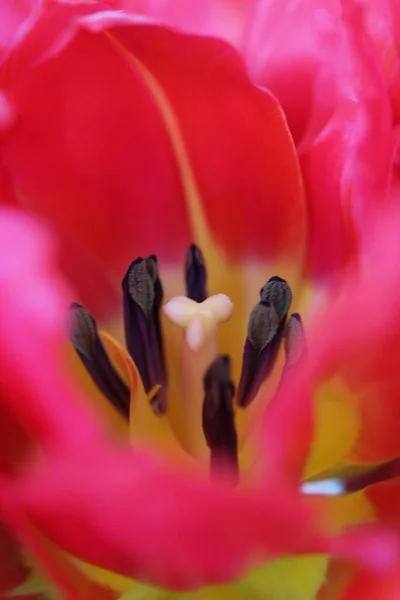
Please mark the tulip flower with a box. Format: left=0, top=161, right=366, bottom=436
left=1, top=1, right=400, bottom=599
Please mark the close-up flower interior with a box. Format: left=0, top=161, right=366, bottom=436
left=1, top=0, right=400, bottom=599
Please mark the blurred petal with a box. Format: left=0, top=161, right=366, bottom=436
left=0, top=523, right=29, bottom=594
left=0, top=0, right=37, bottom=51
left=358, top=0, right=400, bottom=126
left=317, top=561, right=355, bottom=600
left=241, top=0, right=340, bottom=146
left=0, top=489, right=117, bottom=599
left=110, top=0, right=253, bottom=48
left=0, top=401, right=33, bottom=475
left=1, top=207, right=392, bottom=590
left=340, top=568, right=400, bottom=600
left=300, top=1, right=398, bottom=278
left=367, top=479, right=400, bottom=524
left=0, top=207, right=106, bottom=453
left=260, top=208, right=400, bottom=484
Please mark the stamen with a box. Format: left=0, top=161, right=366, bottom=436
left=122, top=257, right=166, bottom=414
left=247, top=301, right=279, bottom=354
left=185, top=243, right=207, bottom=303
left=202, top=356, right=238, bottom=485
left=302, top=458, right=400, bottom=496
left=284, top=313, right=306, bottom=368
left=68, top=303, right=130, bottom=417
left=260, top=276, right=292, bottom=320
left=237, top=276, right=292, bottom=408
left=344, top=458, right=400, bottom=493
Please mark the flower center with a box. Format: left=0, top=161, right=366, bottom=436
left=68, top=244, right=305, bottom=482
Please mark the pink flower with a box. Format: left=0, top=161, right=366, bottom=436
left=1, top=1, right=400, bottom=598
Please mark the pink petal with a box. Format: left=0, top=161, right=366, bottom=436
left=0, top=0, right=38, bottom=51
left=110, top=0, right=254, bottom=48
left=389, top=0, right=400, bottom=57
left=300, top=1, right=398, bottom=278
left=240, top=0, right=340, bottom=147
left=0, top=482, right=117, bottom=599
left=261, top=206, right=400, bottom=476
left=354, top=0, right=400, bottom=127
left=0, top=207, right=105, bottom=452
left=0, top=209, right=120, bottom=597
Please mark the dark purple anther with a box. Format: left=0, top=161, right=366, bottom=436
left=237, top=276, right=292, bottom=408
left=68, top=303, right=130, bottom=417
left=122, top=256, right=166, bottom=413
left=185, top=244, right=207, bottom=303
left=202, top=355, right=238, bottom=485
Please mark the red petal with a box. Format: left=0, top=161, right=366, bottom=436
left=366, top=479, right=400, bottom=525
left=340, top=568, right=400, bottom=600
left=0, top=402, right=33, bottom=474
left=0, top=2, right=304, bottom=315
left=104, top=17, right=305, bottom=260
left=0, top=523, right=29, bottom=594
left=118, top=0, right=338, bottom=147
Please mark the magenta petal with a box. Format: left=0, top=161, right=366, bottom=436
left=261, top=203, right=400, bottom=475
left=301, top=1, right=398, bottom=277
left=10, top=451, right=322, bottom=589
left=108, top=0, right=255, bottom=47
left=0, top=0, right=37, bottom=51
left=240, top=0, right=341, bottom=146
left=0, top=208, right=106, bottom=453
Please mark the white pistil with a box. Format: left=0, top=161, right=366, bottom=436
left=163, top=294, right=233, bottom=457
left=163, top=294, right=233, bottom=351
